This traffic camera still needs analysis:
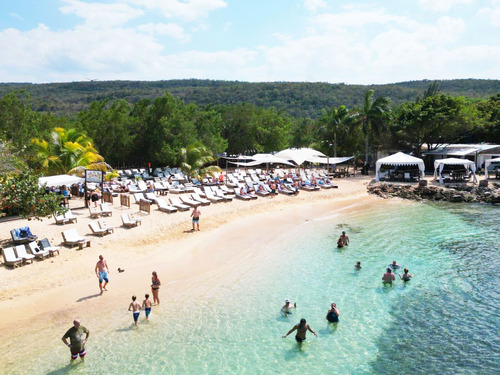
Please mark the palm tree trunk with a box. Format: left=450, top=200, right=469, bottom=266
left=334, top=132, right=337, bottom=157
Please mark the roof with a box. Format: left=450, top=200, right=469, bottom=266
left=376, top=152, right=424, bottom=166
left=424, top=144, right=500, bottom=156
left=39, top=174, right=84, bottom=187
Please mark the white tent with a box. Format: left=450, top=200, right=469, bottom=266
left=306, top=156, right=354, bottom=165
left=433, top=158, right=478, bottom=184
left=274, top=148, right=326, bottom=165
left=484, top=157, right=500, bottom=179
left=39, top=174, right=84, bottom=187
left=229, top=153, right=295, bottom=167
left=375, top=152, right=425, bottom=182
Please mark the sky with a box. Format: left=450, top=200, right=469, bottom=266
left=0, top=0, right=499, bottom=84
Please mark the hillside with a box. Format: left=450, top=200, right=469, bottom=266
left=0, top=79, right=499, bottom=118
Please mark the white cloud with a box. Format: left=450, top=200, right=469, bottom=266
left=126, top=0, right=227, bottom=21
left=477, top=0, right=500, bottom=27
left=303, top=0, right=327, bottom=12
left=137, top=22, right=190, bottom=42
left=9, top=12, right=23, bottom=20
left=418, top=0, right=475, bottom=12
left=60, top=0, right=144, bottom=28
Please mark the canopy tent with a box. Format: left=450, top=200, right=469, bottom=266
left=484, top=157, right=500, bottom=179
left=274, top=148, right=327, bottom=165
left=228, top=153, right=295, bottom=167
left=433, top=158, right=478, bottom=184
left=375, top=152, right=425, bottom=182
left=306, top=156, right=354, bottom=165
left=39, top=174, right=84, bottom=188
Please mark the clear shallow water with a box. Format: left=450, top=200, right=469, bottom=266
left=11, top=201, right=500, bottom=374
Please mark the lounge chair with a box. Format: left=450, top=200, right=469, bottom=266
left=27, top=241, right=50, bottom=259
left=144, top=192, right=159, bottom=204
left=133, top=193, right=149, bottom=204
left=100, top=203, right=112, bottom=217
left=54, top=213, right=70, bottom=225
left=38, top=238, right=60, bottom=256
left=62, top=229, right=86, bottom=247
left=233, top=188, right=252, bottom=200
left=191, top=193, right=210, bottom=206
left=15, top=244, right=35, bottom=264
left=169, top=197, right=190, bottom=211
left=156, top=198, right=178, bottom=213
left=64, top=209, right=78, bottom=223
left=121, top=213, right=142, bottom=228
left=2, top=247, right=23, bottom=268
left=212, top=187, right=233, bottom=202
left=89, top=206, right=102, bottom=219
left=203, top=188, right=224, bottom=203
left=89, top=222, right=111, bottom=236
left=180, top=195, right=201, bottom=207
left=98, top=220, right=114, bottom=233
left=10, top=227, right=37, bottom=244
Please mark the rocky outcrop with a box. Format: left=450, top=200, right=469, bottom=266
left=368, top=182, right=500, bottom=205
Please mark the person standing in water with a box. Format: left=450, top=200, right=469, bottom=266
left=281, top=299, right=297, bottom=316
left=382, top=268, right=395, bottom=284
left=151, top=271, right=161, bottom=305
left=143, top=294, right=152, bottom=320
left=191, top=206, right=201, bottom=231
left=282, top=318, right=317, bottom=346
left=399, top=268, right=413, bottom=282
left=355, top=261, right=362, bottom=269
left=340, top=231, right=349, bottom=246
left=62, top=319, right=89, bottom=362
left=326, top=303, right=340, bottom=323
left=128, top=296, right=141, bottom=326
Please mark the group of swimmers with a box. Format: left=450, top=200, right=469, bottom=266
left=280, top=299, right=340, bottom=347
left=128, top=294, right=153, bottom=326
left=281, top=231, right=415, bottom=348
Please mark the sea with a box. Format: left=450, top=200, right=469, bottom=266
left=7, top=199, right=500, bottom=374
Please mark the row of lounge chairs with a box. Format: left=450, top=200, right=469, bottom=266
left=2, top=239, right=60, bottom=268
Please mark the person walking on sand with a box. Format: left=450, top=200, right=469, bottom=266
left=143, top=294, right=152, bottom=320
left=128, top=296, right=141, bottom=326
left=282, top=318, right=317, bottom=347
left=62, top=319, right=89, bottom=362
left=191, top=206, right=201, bottom=231
left=95, top=255, right=109, bottom=294
left=151, top=271, right=161, bottom=305
left=382, top=268, right=395, bottom=284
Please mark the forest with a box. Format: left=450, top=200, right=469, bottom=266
left=0, top=79, right=499, bottom=218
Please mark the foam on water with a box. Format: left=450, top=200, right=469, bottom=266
left=8, top=200, right=500, bottom=374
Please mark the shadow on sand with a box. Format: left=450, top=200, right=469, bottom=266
left=76, top=293, right=101, bottom=302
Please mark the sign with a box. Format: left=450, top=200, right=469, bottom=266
left=85, top=170, right=103, bottom=184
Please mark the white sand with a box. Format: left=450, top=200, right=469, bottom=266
left=0, top=176, right=374, bottom=363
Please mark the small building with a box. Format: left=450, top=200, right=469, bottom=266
left=423, top=144, right=500, bottom=171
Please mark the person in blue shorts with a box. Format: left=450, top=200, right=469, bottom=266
left=128, top=296, right=141, bottom=326
left=143, top=294, right=152, bottom=320
left=95, top=255, right=109, bottom=294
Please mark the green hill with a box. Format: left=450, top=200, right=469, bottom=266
left=0, top=78, right=498, bottom=118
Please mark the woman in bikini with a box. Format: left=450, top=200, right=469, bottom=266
left=151, top=271, right=161, bottom=305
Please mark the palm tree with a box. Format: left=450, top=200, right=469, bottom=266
left=318, top=105, right=352, bottom=157
left=31, top=127, right=107, bottom=175
left=178, top=142, right=221, bottom=180
left=355, top=90, right=390, bottom=163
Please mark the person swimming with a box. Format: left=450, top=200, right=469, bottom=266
left=355, top=261, right=362, bottom=269
left=326, top=303, right=340, bottom=323
left=389, top=260, right=401, bottom=269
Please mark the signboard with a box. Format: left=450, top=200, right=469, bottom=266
left=85, top=170, right=103, bottom=184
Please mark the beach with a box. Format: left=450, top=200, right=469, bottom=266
left=0, top=176, right=373, bottom=369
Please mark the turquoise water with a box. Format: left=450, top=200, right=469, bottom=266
left=14, top=200, right=500, bottom=374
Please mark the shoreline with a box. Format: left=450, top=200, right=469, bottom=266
left=0, top=176, right=374, bottom=367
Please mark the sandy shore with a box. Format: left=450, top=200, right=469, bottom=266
left=0, top=176, right=374, bottom=365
